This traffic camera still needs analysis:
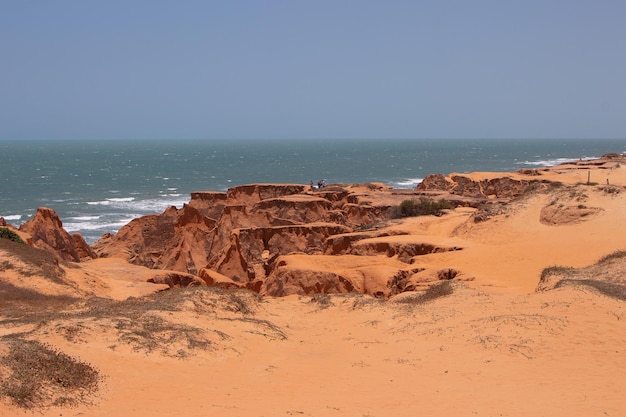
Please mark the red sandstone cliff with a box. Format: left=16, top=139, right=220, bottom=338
left=92, top=183, right=418, bottom=295
left=19, top=207, right=96, bottom=262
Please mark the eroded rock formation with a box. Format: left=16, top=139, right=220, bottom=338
left=93, top=183, right=452, bottom=296
left=92, top=204, right=214, bottom=274
left=19, top=207, right=95, bottom=262
left=416, top=174, right=536, bottom=199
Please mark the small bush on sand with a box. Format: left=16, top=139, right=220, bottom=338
left=0, top=228, right=24, bottom=244
left=397, top=197, right=453, bottom=217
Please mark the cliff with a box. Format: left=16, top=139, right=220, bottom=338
left=19, top=207, right=95, bottom=262
left=93, top=183, right=422, bottom=296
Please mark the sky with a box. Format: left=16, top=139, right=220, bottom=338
left=1, top=0, right=625, bottom=141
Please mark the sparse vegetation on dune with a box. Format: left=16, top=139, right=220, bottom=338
left=0, top=285, right=287, bottom=409
left=539, top=249, right=626, bottom=300
left=393, top=281, right=454, bottom=305
left=597, top=249, right=626, bottom=264
left=0, top=338, right=101, bottom=409
left=556, top=279, right=626, bottom=301
left=0, top=280, right=78, bottom=318
left=0, top=238, right=67, bottom=284
left=0, top=228, right=25, bottom=244
left=540, top=265, right=576, bottom=282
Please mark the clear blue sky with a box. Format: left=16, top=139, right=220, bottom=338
left=1, top=0, right=625, bottom=140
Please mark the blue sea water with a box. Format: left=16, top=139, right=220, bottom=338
left=1, top=138, right=625, bottom=243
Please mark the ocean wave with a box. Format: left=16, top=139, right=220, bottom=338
left=87, top=195, right=190, bottom=212
left=68, top=215, right=101, bottom=221
left=394, top=178, right=423, bottom=188
left=64, top=216, right=140, bottom=233
left=107, top=197, right=136, bottom=202
left=517, top=156, right=597, bottom=167
left=1, top=214, right=22, bottom=221
left=87, top=197, right=135, bottom=206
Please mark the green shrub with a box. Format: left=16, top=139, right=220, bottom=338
left=0, top=228, right=25, bottom=244
left=398, top=197, right=453, bottom=217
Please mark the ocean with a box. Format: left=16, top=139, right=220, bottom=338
left=1, top=138, right=625, bottom=243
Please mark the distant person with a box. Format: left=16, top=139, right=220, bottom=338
left=310, top=180, right=314, bottom=190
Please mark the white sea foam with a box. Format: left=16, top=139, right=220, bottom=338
left=107, top=197, right=136, bottom=202
left=394, top=178, right=423, bottom=188
left=517, top=156, right=598, bottom=167
left=64, top=216, right=140, bottom=233
left=87, top=197, right=135, bottom=206
left=1, top=214, right=22, bottom=221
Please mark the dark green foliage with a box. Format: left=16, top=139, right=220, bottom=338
left=0, top=228, right=25, bottom=244
left=398, top=197, right=454, bottom=217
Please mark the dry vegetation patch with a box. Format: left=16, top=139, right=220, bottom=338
left=537, top=249, right=626, bottom=299
left=0, top=239, right=67, bottom=284
left=0, top=285, right=286, bottom=409
left=391, top=280, right=454, bottom=305
left=0, top=338, right=101, bottom=409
